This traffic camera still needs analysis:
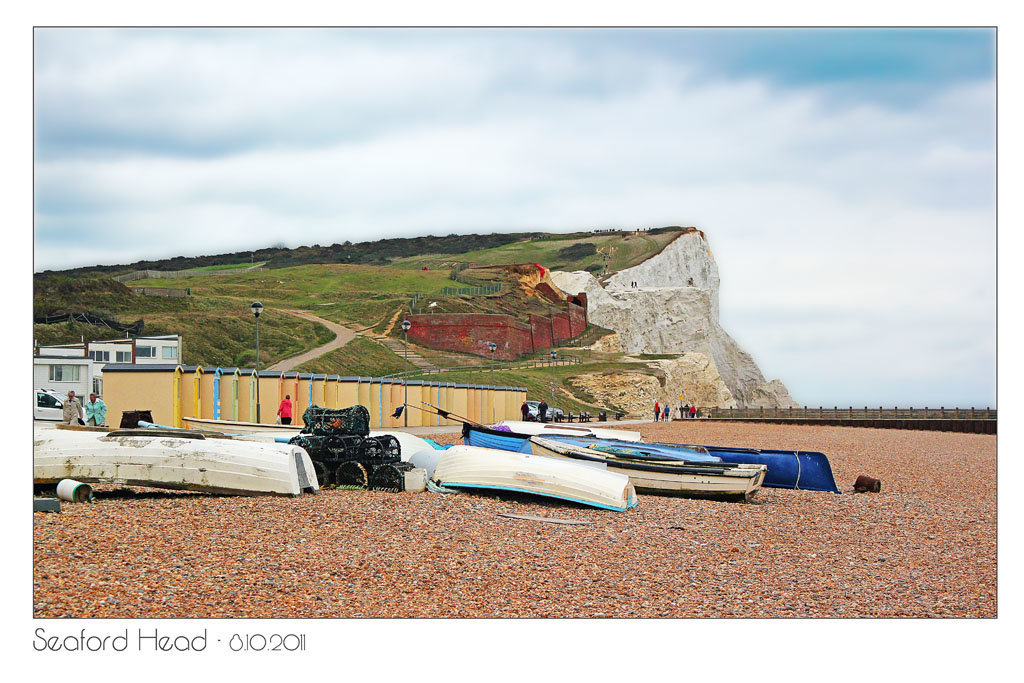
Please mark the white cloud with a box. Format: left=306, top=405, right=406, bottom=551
left=32, top=31, right=995, bottom=406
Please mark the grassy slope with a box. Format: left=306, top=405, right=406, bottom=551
left=131, top=263, right=451, bottom=328
left=33, top=280, right=335, bottom=367
left=295, top=336, right=407, bottom=376
left=408, top=360, right=660, bottom=415
left=392, top=230, right=682, bottom=275
left=35, top=230, right=683, bottom=377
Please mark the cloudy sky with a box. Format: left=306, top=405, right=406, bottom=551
left=33, top=28, right=996, bottom=407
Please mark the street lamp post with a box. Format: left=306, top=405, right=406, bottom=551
left=251, top=301, right=264, bottom=422
left=488, top=342, right=496, bottom=379
left=550, top=349, right=557, bottom=367
left=401, top=320, right=411, bottom=426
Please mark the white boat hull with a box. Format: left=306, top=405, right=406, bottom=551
left=34, top=426, right=319, bottom=497
left=530, top=437, right=766, bottom=500
left=432, top=445, right=638, bottom=512
left=495, top=420, right=643, bottom=442
left=183, top=416, right=302, bottom=434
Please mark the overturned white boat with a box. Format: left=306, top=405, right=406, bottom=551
left=34, top=426, right=318, bottom=497
left=432, top=445, right=638, bottom=512
left=494, top=420, right=643, bottom=442
left=530, top=436, right=766, bottom=501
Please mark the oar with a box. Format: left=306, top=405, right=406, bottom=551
left=411, top=402, right=486, bottom=428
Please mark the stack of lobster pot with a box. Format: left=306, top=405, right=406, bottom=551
left=288, top=405, right=415, bottom=491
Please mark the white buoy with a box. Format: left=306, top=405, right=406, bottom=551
left=56, top=479, right=93, bottom=503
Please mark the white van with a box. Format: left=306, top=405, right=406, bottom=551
left=35, top=388, right=69, bottom=421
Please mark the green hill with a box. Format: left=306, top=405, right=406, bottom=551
left=33, top=228, right=686, bottom=390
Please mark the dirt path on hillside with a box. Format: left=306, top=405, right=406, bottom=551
left=267, top=309, right=358, bottom=371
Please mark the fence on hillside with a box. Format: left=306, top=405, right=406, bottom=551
left=131, top=286, right=190, bottom=298
left=33, top=312, right=144, bottom=336
left=386, top=354, right=581, bottom=379
left=112, top=264, right=263, bottom=282
left=441, top=284, right=502, bottom=297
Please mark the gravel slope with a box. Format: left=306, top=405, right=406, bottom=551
left=33, top=423, right=996, bottom=618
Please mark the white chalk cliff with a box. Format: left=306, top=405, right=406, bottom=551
left=551, top=229, right=798, bottom=408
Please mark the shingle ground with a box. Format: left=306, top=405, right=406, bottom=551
left=33, top=422, right=996, bottom=618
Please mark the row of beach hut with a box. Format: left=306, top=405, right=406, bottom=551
left=101, top=364, right=527, bottom=429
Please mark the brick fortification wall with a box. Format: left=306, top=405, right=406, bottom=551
left=408, top=299, right=587, bottom=360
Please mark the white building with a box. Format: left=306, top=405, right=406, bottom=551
left=33, top=355, right=95, bottom=400
left=34, top=334, right=183, bottom=396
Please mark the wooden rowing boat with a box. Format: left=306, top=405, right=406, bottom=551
left=495, top=420, right=643, bottom=442
left=529, top=436, right=766, bottom=501
left=183, top=416, right=302, bottom=434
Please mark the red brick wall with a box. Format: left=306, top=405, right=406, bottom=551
left=550, top=311, right=571, bottom=341
left=568, top=302, right=587, bottom=337
left=529, top=314, right=553, bottom=350
left=407, top=299, right=588, bottom=360
left=407, top=314, right=533, bottom=360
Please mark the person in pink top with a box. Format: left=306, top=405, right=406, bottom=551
left=277, top=394, right=293, bottom=425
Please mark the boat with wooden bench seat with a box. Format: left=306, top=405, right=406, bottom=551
left=529, top=436, right=766, bottom=501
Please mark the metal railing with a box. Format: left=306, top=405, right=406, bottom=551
left=706, top=406, right=996, bottom=420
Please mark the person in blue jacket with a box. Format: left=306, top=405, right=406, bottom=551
left=84, top=393, right=107, bottom=426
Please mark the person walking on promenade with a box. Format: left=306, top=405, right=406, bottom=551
left=62, top=391, right=84, bottom=425
left=84, top=393, right=107, bottom=426
left=663, top=404, right=670, bottom=421
left=690, top=404, right=697, bottom=419
left=538, top=400, right=548, bottom=423
left=277, top=394, right=293, bottom=425
left=521, top=400, right=530, bottom=421
left=654, top=400, right=660, bottom=422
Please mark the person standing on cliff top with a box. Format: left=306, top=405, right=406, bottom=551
left=654, top=400, right=660, bottom=422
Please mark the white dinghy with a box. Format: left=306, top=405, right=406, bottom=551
left=432, top=445, right=638, bottom=512
left=183, top=416, right=302, bottom=434
left=34, top=426, right=318, bottom=497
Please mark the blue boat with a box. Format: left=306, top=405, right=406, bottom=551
left=462, top=423, right=840, bottom=493
left=701, top=445, right=840, bottom=493
left=462, top=422, right=536, bottom=453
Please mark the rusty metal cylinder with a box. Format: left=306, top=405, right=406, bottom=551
left=854, top=475, right=881, bottom=493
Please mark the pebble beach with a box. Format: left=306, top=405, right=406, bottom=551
left=33, top=422, right=996, bottom=618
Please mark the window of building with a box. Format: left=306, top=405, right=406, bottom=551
left=92, top=378, right=102, bottom=395
left=161, top=346, right=177, bottom=359
left=88, top=350, right=110, bottom=362
left=136, top=345, right=155, bottom=358
left=48, top=365, right=81, bottom=382
left=116, top=351, right=132, bottom=363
